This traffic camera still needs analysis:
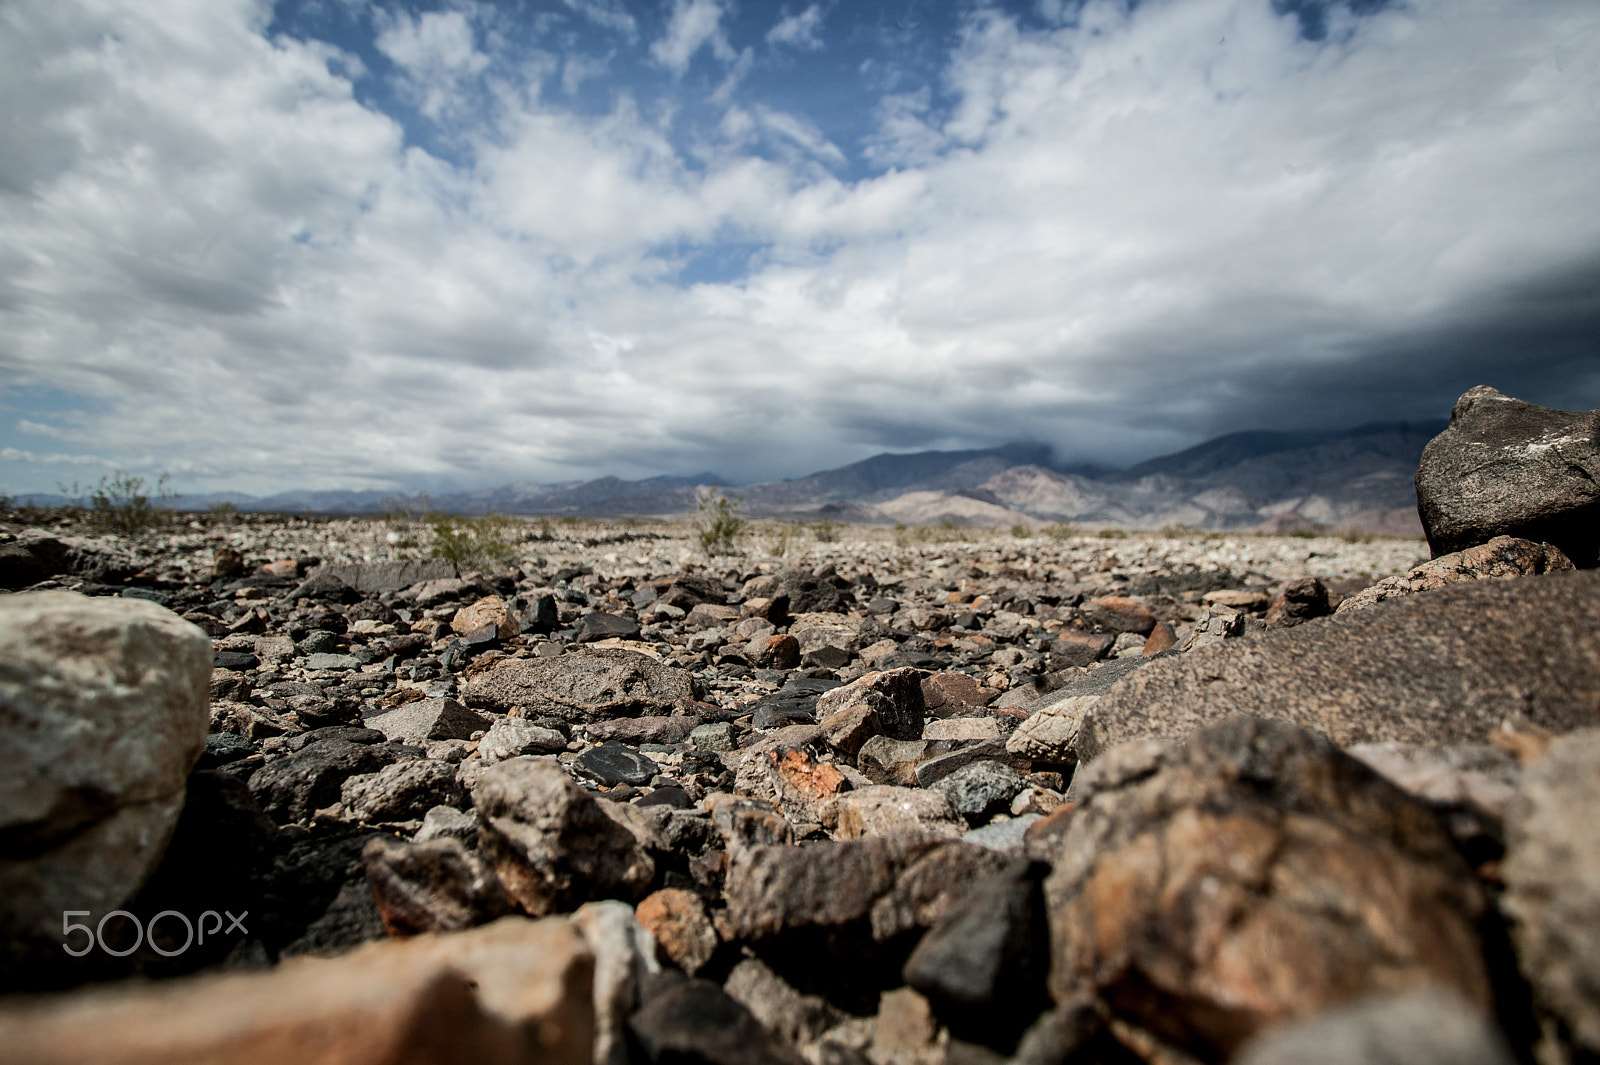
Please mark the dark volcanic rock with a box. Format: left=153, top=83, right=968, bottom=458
left=576, top=611, right=642, bottom=642
left=773, top=569, right=848, bottom=614
left=933, top=760, right=1028, bottom=825
left=340, top=759, right=465, bottom=823
left=472, top=755, right=654, bottom=916
left=248, top=739, right=399, bottom=824
left=308, top=559, right=457, bottom=595
left=1264, top=576, right=1331, bottom=627
left=574, top=742, right=658, bottom=787
left=464, top=647, right=695, bottom=722
left=362, top=836, right=511, bottom=936
left=1417, top=386, right=1600, bottom=567
left=1044, top=715, right=1490, bottom=1063
left=629, top=970, right=807, bottom=1065
left=1079, top=571, right=1600, bottom=762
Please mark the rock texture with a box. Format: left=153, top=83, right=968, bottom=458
left=0, top=915, right=593, bottom=1065
left=1501, top=728, right=1600, bottom=1058
left=1044, top=716, right=1491, bottom=1062
left=1078, top=571, right=1600, bottom=761
left=0, top=592, right=212, bottom=980
left=464, top=648, right=694, bottom=721
left=1335, top=535, right=1573, bottom=614
left=1416, top=386, right=1600, bottom=567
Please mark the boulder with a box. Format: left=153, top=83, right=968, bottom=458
left=1416, top=386, right=1600, bottom=567
left=1044, top=716, right=1491, bottom=1062
left=0, top=915, right=593, bottom=1065
left=1501, top=728, right=1600, bottom=1057
left=464, top=648, right=694, bottom=722
left=1335, top=536, right=1573, bottom=614
left=472, top=757, right=654, bottom=916
left=0, top=593, right=211, bottom=980
left=1078, top=571, right=1600, bottom=762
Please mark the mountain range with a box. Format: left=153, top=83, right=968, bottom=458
left=16, top=420, right=1446, bottom=535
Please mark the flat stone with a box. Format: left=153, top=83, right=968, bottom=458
left=1080, top=571, right=1600, bottom=762
left=305, top=652, right=361, bottom=671
left=309, top=559, right=458, bottom=595
left=1079, top=597, right=1156, bottom=634
left=465, top=648, right=694, bottom=722
left=476, top=719, right=569, bottom=765
left=923, top=717, right=1000, bottom=742
left=826, top=785, right=964, bottom=841
left=363, top=696, right=488, bottom=746
left=576, top=611, right=642, bottom=643
left=574, top=743, right=658, bottom=787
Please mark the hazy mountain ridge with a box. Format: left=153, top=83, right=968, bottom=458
left=6, top=421, right=1444, bottom=534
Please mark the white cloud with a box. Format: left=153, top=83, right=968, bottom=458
left=561, top=0, right=638, bottom=38
left=375, top=8, right=489, bottom=119
left=767, top=5, right=826, bottom=51
left=651, top=0, right=737, bottom=77
left=1, top=449, right=105, bottom=467
left=0, top=0, right=1597, bottom=495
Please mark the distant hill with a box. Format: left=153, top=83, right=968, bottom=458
left=5, top=422, right=1445, bottom=534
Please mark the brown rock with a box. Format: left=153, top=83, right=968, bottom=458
left=856, top=736, right=930, bottom=787
left=636, top=889, right=719, bottom=975
left=1044, top=716, right=1491, bottom=1062
left=1141, top=621, right=1177, bottom=654
left=819, top=699, right=883, bottom=758
left=1335, top=536, right=1574, bottom=614
left=0, top=915, right=593, bottom=1065
left=1080, top=597, right=1157, bottom=635
left=452, top=596, right=519, bottom=640
left=754, top=633, right=801, bottom=669
left=685, top=602, right=740, bottom=630
left=1049, top=630, right=1115, bottom=669
left=1263, top=577, right=1332, bottom=627
left=921, top=672, right=1001, bottom=715
left=472, top=757, right=655, bottom=916
left=1202, top=589, right=1270, bottom=611
left=583, top=715, right=700, bottom=745
left=709, top=795, right=795, bottom=853
left=1079, top=571, right=1600, bottom=762
left=364, top=836, right=513, bottom=936
left=464, top=648, right=694, bottom=722
left=753, top=747, right=850, bottom=824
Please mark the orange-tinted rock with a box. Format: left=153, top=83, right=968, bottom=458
left=1044, top=716, right=1490, bottom=1062
left=1141, top=621, right=1176, bottom=654
left=452, top=596, right=519, bottom=640
left=921, top=672, right=1001, bottom=715
left=1080, top=597, right=1157, bottom=635
left=636, top=889, right=719, bottom=975
left=755, top=633, right=801, bottom=669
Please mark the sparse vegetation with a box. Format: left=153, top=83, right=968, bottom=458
left=1096, top=527, right=1129, bottom=540
left=811, top=517, right=842, bottom=542
left=430, top=511, right=519, bottom=569
left=695, top=491, right=746, bottom=555
left=57, top=472, right=175, bottom=534
left=1010, top=523, right=1032, bottom=539
left=1043, top=522, right=1078, bottom=541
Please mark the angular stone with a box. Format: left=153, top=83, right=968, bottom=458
left=1204, top=589, right=1270, bottom=611
left=1141, top=621, right=1178, bottom=653
left=903, top=859, right=1052, bottom=1051
left=815, top=667, right=926, bottom=742
left=341, top=760, right=466, bottom=823
left=1006, top=694, right=1100, bottom=764
left=465, top=648, right=694, bottom=722
left=363, top=696, right=489, bottom=747
left=1080, top=571, right=1600, bottom=762
left=684, top=603, right=740, bottom=630
left=914, top=741, right=1030, bottom=788
left=629, top=971, right=807, bottom=1065
left=748, top=688, right=822, bottom=729
left=857, top=736, right=930, bottom=787
left=249, top=739, right=400, bottom=824
left=473, top=756, right=655, bottom=916
left=690, top=722, right=736, bottom=752
left=289, top=570, right=360, bottom=604
left=0, top=595, right=215, bottom=982
left=736, top=746, right=849, bottom=824
left=826, top=785, right=963, bottom=841
left=1048, top=630, right=1115, bottom=669
left=0, top=915, right=593, bottom=1065
left=451, top=595, right=519, bottom=640
left=310, top=558, right=458, bottom=595
left=1417, top=386, right=1600, bottom=567
left=635, top=888, right=719, bottom=975
left=819, top=699, right=883, bottom=758
left=1232, top=986, right=1515, bottom=1065
left=1079, top=597, right=1156, bottom=635
left=921, top=672, right=1001, bottom=715
left=585, top=715, right=699, bottom=745
left=305, top=652, right=360, bottom=671
left=571, top=900, right=661, bottom=1065
left=573, top=743, right=658, bottom=787
left=1501, top=727, right=1600, bottom=1056
left=477, top=718, right=569, bottom=765
left=1045, top=716, right=1491, bottom=1062
left=1264, top=577, right=1332, bottom=627
left=752, top=633, right=801, bottom=670
left=576, top=611, right=642, bottom=643
left=934, top=761, right=1028, bottom=825
left=923, top=717, right=1000, bottom=742
left=710, top=795, right=794, bottom=853
left=723, top=957, right=844, bottom=1049
left=1335, top=536, right=1574, bottom=614
left=363, top=836, right=512, bottom=936
left=773, top=570, right=848, bottom=614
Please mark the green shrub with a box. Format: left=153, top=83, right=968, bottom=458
left=1096, top=527, right=1128, bottom=540
left=1010, top=523, right=1032, bottom=539
left=58, top=472, right=174, bottom=534
left=430, top=511, right=519, bottom=569
left=696, top=491, right=746, bottom=555
left=811, top=517, right=842, bottom=543
left=1043, top=522, right=1078, bottom=541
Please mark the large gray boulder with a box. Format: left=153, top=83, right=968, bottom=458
left=1075, top=571, right=1600, bottom=763
left=0, top=592, right=212, bottom=975
left=1416, top=386, right=1600, bottom=567
left=464, top=648, right=694, bottom=722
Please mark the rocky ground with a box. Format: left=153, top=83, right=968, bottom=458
left=0, top=387, right=1597, bottom=1065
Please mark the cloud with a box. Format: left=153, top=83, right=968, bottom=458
left=1, top=448, right=105, bottom=467
left=651, top=0, right=737, bottom=77
left=561, top=0, right=638, bottom=39
left=767, top=4, right=826, bottom=51
left=0, top=0, right=1596, bottom=496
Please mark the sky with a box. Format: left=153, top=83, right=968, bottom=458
left=2, top=0, right=1598, bottom=496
